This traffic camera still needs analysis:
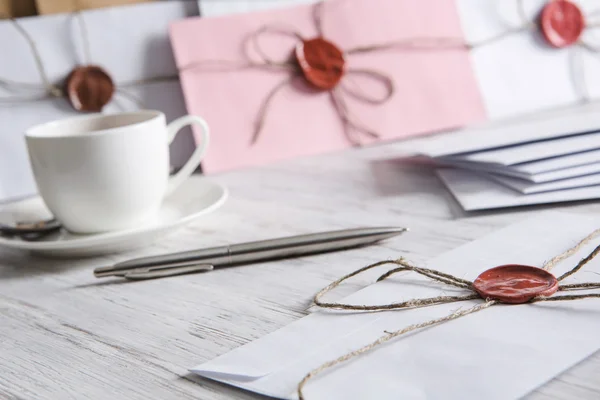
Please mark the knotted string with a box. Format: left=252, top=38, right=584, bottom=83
left=297, top=227, right=600, bottom=399
left=0, top=11, right=178, bottom=108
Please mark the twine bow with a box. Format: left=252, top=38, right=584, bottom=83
left=297, top=227, right=600, bottom=399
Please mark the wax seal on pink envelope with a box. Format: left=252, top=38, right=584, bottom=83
left=473, top=264, right=559, bottom=304
left=296, top=38, right=346, bottom=90
left=540, top=0, right=585, bottom=48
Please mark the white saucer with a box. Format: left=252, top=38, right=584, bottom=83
left=0, top=180, right=228, bottom=257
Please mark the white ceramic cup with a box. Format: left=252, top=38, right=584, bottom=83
left=25, top=110, right=210, bottom=234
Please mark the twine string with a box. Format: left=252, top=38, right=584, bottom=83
left=329, top=88, right=379, bottom=146
left=298, top=229, right=600, bottom=399
left=0, top=16, right=62, bottom=100
left=516, top=0, right=529, bottom=26
left=542, top=228, right=600, bottom=271
left=559, top=282, right=600, bottom=291
left=74, top=11, right=91, bottom=65
left=313, top=1, right=324, bottom=37
left=251, top=75, right=295, bottom=144
left=557, top=241, right=600, bottom=281
left=246, top=24, right=303, bottom=68
left=344, top=0, right=531, bottom=55
left=346, top=37, right=469, bottom=56
left=297, top=301, right=497, bottom=400
left=569, top=46, right=591, bottom=103
left=340, top=69, right=394, bottom=105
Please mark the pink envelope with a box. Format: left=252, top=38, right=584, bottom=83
left=170, top=0, right=486, bottom=173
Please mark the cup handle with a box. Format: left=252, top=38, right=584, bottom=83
left=165, top=115, right=210, bottom=196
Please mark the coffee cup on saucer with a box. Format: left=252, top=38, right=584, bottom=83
left=25, top=110, right=210, bottom=234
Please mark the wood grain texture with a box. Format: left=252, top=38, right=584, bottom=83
left=2, top=134, right=600, bottom=399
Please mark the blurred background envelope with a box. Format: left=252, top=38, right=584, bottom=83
left=192, top=212, right=600, bottom=400
left=170, top=0, right=485, bottom=173
left=457, top=0, right=600, bottom=120
left=0, top=1, right=197, bottom=203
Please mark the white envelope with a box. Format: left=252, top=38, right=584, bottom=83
left=0, top=1, right=198, bottom=203
left=436, top=168, right=600, bottom=210
left=459, top=148, right=600, bottom=177
left=488, top=171, right=600, bottom=194
left=443, top=131, right=600, bottom=166
left=513, top=148, right=600, bottom=174
left=192, top=212, right=600, bottom=399
left=197, top=0, right=317, bottom=17
left=456, top=0, right=600, bottom=119
left=441, top=160, right=600, bottom=183
left=413, top=104, right=600, bottom=159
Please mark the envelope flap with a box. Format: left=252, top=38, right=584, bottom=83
left=192, top=291, right=391, bottom=378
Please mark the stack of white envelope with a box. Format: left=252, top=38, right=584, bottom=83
left=413, top=105, right=600, bottom=211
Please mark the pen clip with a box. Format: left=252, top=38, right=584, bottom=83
left=123, top=264, right=214, bottom=280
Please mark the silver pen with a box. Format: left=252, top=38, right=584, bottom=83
left=94, top=227, right=408, bottom=280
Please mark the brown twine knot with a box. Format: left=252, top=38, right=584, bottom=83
left=297, top=227, right=600, bottom=399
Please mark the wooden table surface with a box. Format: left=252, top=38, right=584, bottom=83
left=1, top=134, right=600, bottom=400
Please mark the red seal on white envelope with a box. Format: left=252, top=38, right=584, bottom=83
left=65, top=65, right=115, bottom=112
left=296, top=38, right=346, bottom=90
left=540, top=0, right=586, bottom=48
left=473, top=264, right=559, bottom=304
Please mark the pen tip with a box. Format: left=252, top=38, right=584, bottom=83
left=93, top=266, right=113, bottom=278
left=373, top=227, right=409, bottom=240
left=389, top=227, right=409, bottom=234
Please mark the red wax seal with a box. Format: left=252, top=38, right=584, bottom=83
left=296, top=37, right=345, bottom=90
left=540, top=0, right=585, bottom=48
left=473, top=264, right=559, bottom=304
left=65, top=65, right=115, bottom=112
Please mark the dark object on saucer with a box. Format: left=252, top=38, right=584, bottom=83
left=473, top=264, right=559, bottom=304
left=0, top=218, right=62, bottom=240
left=65, top=65, right=115, bottom=112
left=540, top=0, right=585, bottom=48
left=296, top=38, right=346, bottom=90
